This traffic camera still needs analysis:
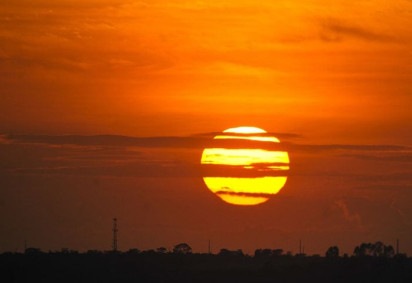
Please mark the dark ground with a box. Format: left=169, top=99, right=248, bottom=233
left=2, top=252, right=412, bottom=283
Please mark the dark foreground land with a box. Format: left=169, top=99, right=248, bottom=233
left=2, top=252, right=412, bottom=283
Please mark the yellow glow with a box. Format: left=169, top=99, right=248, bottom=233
left=204, top=177, right=287, bottom=195
left=204, top=177, right=287, bottom=206
left=223, top=126, right=266, bottom=134
left=219, top=195, right=270, bottom=206
left=201, top=126, right=290, bottom=206
left=267, top=165, right=290, bottom=170
left=201, top=148, right=289, bottom=166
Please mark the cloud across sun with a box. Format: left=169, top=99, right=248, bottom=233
left=201, top=127, right=290, bottom=205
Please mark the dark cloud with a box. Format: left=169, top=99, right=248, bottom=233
left=342, top=154, right=412, bottom=163
left=354, top=172, right=412, bottom=182
left=319, top=18, right=396, bottom=42
left=193, top=132, right=303, bottom=140
left=2, top=134, right=410, bottom=181
left=354, top=184, right=412, bottom=191
left=286, top=143, right=410, bottom=152
left=5, top=134, right=409, bottom=152
left=202, top=164, right=288, bottom=178
left=288, top=170, right=412, bottom=182
left=0, top=134, right=11, bottom=144
left=5, top=134, right=205, bottom=148
left=10, top=161, right=200, bottom=178
left=4, top=133, right=300, bottom=150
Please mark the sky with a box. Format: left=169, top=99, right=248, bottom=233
left=1, top=0, right=412, bottom=255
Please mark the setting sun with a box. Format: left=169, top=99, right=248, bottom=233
left=201, top=126, right=290, bottom=206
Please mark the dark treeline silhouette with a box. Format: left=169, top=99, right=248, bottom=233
left=1, top=242, right=411, bottom=283
left=353, top=241, right=396, bottom=257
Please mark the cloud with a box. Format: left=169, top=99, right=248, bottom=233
left=286, top=143, right=410, bottom=152
left=319, top=18, right=396, bottom=43
left=0, top=0, right=173, bottom=86
left=2, top=134, right=411, bottom=180
left=0, top=134, right=11, bottom=144
left=334, top=199, right=364, bottom=231
left=4, top=133, right=301, bottom=149
left=6, top=134, right=409, bottom=151
left=355, top=184, right=412, bottom=192
left=342, top=154, right=412, bottom=163
left=10, top=161, right=200, bottom=178
left=194, top=132, right=303, bottom=139
left=390, top=197, right=411, bottom=226
left=0, top=135, right=200, bottom=178
left=201, top=164, right=288, bottom=178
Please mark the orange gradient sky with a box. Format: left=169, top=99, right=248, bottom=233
left=1, top=0, right=411, bottom=142
left=1, top=1, right=412, bottom=255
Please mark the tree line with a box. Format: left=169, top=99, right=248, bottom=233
left=19, top=241, right=406, bottom=258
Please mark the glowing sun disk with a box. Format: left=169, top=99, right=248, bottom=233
left=223, top=126, right=267, bottom=134
left=201, top=148, right=289, bottom=166
left=203, top=176, right=287, bottom=195
left=214, top=135, right=280, bottom=143
left=201, top=126, right=290, bottom=206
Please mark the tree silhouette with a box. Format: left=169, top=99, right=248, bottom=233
left=373, top=241, right=384, bottom=256
left=354, top=242, right=373, bottom=256
left=325, top=246, right=339, bottom=258
left=173, top=243, right=192, bottom=254
left=218, top=249, right=244, bottom=257
left=156, top=247, right=168, bottom=254
left=254, top=248, right=284, bottom=258
left=254, top=249, right=272, bottom=258
left=24, top=248, right=42, bottom=255
left=384, top=245, right=395, bottom=257
left=353, top=242, right=395, bottom=257
left=1, top=243, right=412, bottom=282
left=273, top=249, right=284, bottom=256
left=125, top=248, right=139, bottom=254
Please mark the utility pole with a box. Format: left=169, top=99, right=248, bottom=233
left=208, top=239, right=211, bottom=254
left=112, top=218, right=118, bottom=252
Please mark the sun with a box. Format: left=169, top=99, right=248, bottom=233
left=201, top=126, right=290, bottom=206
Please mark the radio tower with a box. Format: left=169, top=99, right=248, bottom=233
left=112, top=218, right=118, bottom=252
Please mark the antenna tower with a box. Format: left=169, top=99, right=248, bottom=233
left=112, top=218, right=118, bottom=252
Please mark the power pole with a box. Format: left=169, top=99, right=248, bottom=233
left=208, top=239, right=211, bottom=254
left=112, top=218, right=118, bottom=252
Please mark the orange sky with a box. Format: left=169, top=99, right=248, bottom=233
left=1, top=0, right=411, bottom=142
left=1, top=1, right=412, bottom=255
